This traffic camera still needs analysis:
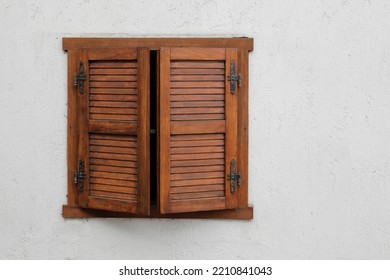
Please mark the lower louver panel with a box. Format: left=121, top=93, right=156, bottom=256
left=89, top=134, right=138, bottom=203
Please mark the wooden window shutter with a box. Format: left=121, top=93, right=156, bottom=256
left=159, top=47, right=239, bottom=214
left=69, top=48, right=150, bottom=215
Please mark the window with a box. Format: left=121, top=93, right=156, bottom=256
left=62, top=38, right=253, bottom=219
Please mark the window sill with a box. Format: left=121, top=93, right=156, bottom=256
left=62, top=205, right=253, bottom=219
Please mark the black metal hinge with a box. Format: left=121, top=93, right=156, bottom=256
left=227, top=159, right=241, bottom=194
left=73, top=159, right=86, bottom=193
left=74, top=61, right=86, bottom=94
left=227, top=61, right=241, bottom=94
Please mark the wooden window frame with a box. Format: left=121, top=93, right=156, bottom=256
left=62, top=38, right=253, bottom=219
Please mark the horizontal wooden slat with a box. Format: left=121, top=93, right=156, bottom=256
left=171, top=120, right=225, bottom=134
left=90, top=184, right=138, bottom=194
left=171, top=165, right=224, bottom=174
left=170, top=75, right=224, bottom=81
left=171, top=190, right=225, bottom=201
left=90, top=101, right=137, bottom=108
left=90, top=68, right=138, bottom=75
left=171, top=108, right=225, bottom=115
left=171, top=146, right=224, bottom=154
left=171, top=114, right=225, bottom=121
left=89, top=133, right=137, bottom=147
left=89, top=62, right=137, bottom=68
left=171, top=134, right=224, bottom=141
left=171, top=94, right=224, bottom=101
left=171, top=81, right=224, bottom=88
left=90, top=164, right=137, bottom=175
left=171, top=171, right=224, bottom=181
left=171, top=158, right=224, bottom=167
left=88, top=49, right=138, bottom=60
left=90, top=114, right=137, bottom=121
left=89, top=138, right=137, bottom=148
left=90, top=158, right=137, bottom=168
left=90, top=81, right=138, bottom=88
left=171, top=178, right=225, bottom=187
left=171, top=152, right=224, bottom=161
left=90, top=152, right=137, bottom=161
left=89, top=107, right=138, bottom=115
left=171, top=68, right=224, bottom=75
left=90, top=177, right=138, bottom=188
left=90, top=171, right=137, bottom=181
left=90, top=88, right=137, bottom=94
left=90, top=145, right=137, bottom=155
left=90, top=94, right=138, bottom=101
left=170, top=197, right=226, bottom=213
left=171, top=61, right=224, bottom=69
left=90, top=190, right=138, bottom=201
left=89, top=120, right=137, bottom=134
left=170, top=184, right=224, bottom=193
left=171, top=88, right=224, bottom=94
left=90, top=75, right=138, bottom=82
left=171, top=101, right=224, bottom=108
left=90, top=134, right=137, bottom=141
left=171, top=139, right=224, bottom=147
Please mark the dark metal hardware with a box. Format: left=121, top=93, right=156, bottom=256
left=73, top=159, right=86, bottom=193
left=227, top=61, right=241, bottom=94
left=227, top=159, right=241, bottom=194
left=150, top=129, right=157, bottom=134
left=74, top=61, right=86, bottom=94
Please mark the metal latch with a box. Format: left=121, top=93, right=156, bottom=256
left=73, top=159, right=86, bottom=193
left=74, top=61, right=86, bottom=94
left=227, top=159, right=241, bottom=194
left=227, top=61, right=241, bottom=94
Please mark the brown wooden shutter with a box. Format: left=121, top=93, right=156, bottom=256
left=71, top=48, right=150, bottom=214
left=159, top=47, right=239, bottom=213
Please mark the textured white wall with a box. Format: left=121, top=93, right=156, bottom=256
left=1, top=0, right=390, bottom=259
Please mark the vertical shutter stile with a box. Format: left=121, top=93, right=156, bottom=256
left=225, top=49, right=238, bottom=209
left=159, top=48, right=171, bottom=213
left=159, top=47, right=239, bottom=214
left=77, top=50, right=89, bottom=208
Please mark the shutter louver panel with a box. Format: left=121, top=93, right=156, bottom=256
left=170, top=61, right=225, bottom=121
left=89, top=134, right=138, bottom=202
left=89, top=61, right=138, bottom=122
left=75, top=48, right=150, bottom=214
left=170, top=134, right=225, bottom=202
left=160, top=48, right=239, bottom=214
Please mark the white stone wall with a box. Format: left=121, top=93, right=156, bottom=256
left=1, top=0, right=390, bottom=259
